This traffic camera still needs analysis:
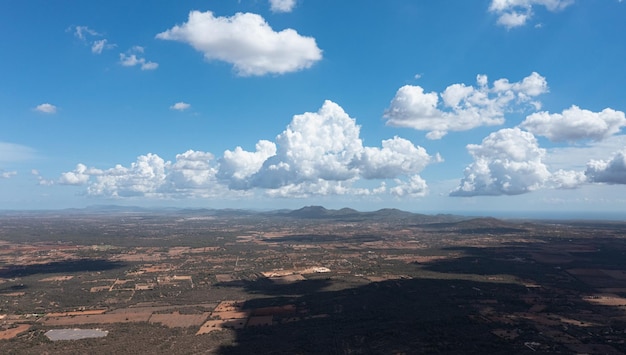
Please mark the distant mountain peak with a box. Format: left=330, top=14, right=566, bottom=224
left=289, top=206, right=329, bottom=218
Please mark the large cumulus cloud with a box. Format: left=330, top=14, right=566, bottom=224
left=86, top=154, right=169, bottom=197
left=383, top=72, right=548, bottom=139
left=57, top=151, right=238, bottom=199
left=57, top=101, right=436, bottom=199
left=450, top=128, right=552, bottom=196
left=450, top=97, right=626, bottom=196
left=219, top=100, right=436, bottom=196
left=156, top=11, right=322, bottom=76
left=450, top=127, right=596, bottom=196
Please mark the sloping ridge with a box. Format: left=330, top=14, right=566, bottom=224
left=287, top=206, right=463, bottom=223
left=288, top=206, right=359, bottom=219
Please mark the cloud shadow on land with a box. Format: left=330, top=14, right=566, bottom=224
left=217, top=277, right=516, bottom=354
left=215, top=238, right=626, bottom=354
left=216, top=277, right=333, bottom=297
left=0, top=259, right=126, bottom=279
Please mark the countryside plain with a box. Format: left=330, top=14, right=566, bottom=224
left=1, top=206, right=626, bottom=354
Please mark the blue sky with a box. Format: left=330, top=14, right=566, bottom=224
left=1, top=0, right=626, bottom=217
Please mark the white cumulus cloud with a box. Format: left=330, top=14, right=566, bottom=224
left=220, top=100, right=435, bottom=197
left=87, top=154, right=169, bottom=197
left=548, top=169, right=587, bottom=189
left=156, top=10, right=322, bottom=76
left=270, top=0, right=297, bottom=13
left=120, top=46, right=158, bottom=70
left=451, top=128, right=551, bottom=196
left=356, top=137, right=432, bottom=179
left=489, top=0, right=574, bottom=29
left=70, top=25, right=100, bottom=40
left=389, top=175, right=429, bottom=197
left=237, top=101, right=365, bottom=190
left=521, top=105, right=626, bottom=142
left=91, top=39, right=115, bottom=54
left=585, top=149, right=626, bottom=184
left=58, top=164, right=103, bottom=185
left=217, top=140, right=277, bottom=188
left=35, top=103, right=57, bottom=114
left=69, top=25, right=116, bottom=55
left=164, top=150, right=220, bottom=193
left=170, top=102, right=191, bottom=111
left=58, top=151, right=230, bottom=199
left=32, top=169, right=54, bottom=186
left=496, top=11, right=530, bottom=28
left=58, top=101, right=437, bottom=199
left=384, top=72, right=548, bottom=139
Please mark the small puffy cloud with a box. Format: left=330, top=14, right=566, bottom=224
left=120, top=47, right=158, bottom=70
left=489, top=0, right=574, bottom=12
left=585, top=149, right=626, bottom=184
left=1, top=170, right=17, bottom=179
left=119, top=54, right=158, bottom=70
left=31, top=169, right=54, bottom=186
left=496, top=11, right=530, bottom=28
left=156, top=11, right=322, bottom=76
left=521, top=105, right=626, bottom=142
left=119, top=54, right=140, bottom=66
left=92, top=40, right=106, bottom=54
left=451, top=128, right=551, bottom=196
left=270, top=0, right=297, bottom=13
left=69, top=25, right=100, bottom=40
left=170, top=102, right=191, bottom=111
left=91, top=39, right=116, bottom=54
left=489, top=0, right=574, bottom=29
left=69, top=25, right=115, bottom=54
left=384, top=72, right=548, bottom=139
left=35, top=103, right=57, bottom=114
left=58, top=163, right=102, bottom=185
